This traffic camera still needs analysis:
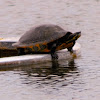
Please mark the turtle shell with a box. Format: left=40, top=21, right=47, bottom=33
left=13, top=24, right=67, bottom=47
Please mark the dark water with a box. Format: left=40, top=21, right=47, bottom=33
left=0, top=0, right=100, bottom=100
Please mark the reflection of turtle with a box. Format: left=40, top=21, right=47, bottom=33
left=12, top=24, right=81, bottom=59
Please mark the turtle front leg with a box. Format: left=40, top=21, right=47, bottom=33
left=67, top=41, right=75, bottom=53
left=50, top=43, right=58, bottom=59
left=68, top=47, right=73, bottom=52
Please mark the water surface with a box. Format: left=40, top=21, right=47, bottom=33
left=0, top=0, right=100, bottom=100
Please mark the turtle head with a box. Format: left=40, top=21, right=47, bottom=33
left=67, top=31, right=81, bottom=41
left=73, top=31, right=81, bottom=39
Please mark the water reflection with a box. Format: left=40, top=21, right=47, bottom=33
left=0, top=57, right=79, bottom=90
left=17, top=58, right=77, bottom=75
left=12, top=58, right=79, bottom=87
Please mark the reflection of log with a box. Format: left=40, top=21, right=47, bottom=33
left=0, top=38, right=81, bottom=67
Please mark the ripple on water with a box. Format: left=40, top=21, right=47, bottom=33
left=0, top=0, right=100, bottom=100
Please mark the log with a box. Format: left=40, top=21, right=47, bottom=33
left=0, top=38, right=81, bottom=67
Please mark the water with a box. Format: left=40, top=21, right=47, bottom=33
left=0, top=0, right=100, bottom=100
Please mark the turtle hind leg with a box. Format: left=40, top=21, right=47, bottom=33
left=17, top=48, right=25, bottom=55
left=50, top=43, right=58, bottom=59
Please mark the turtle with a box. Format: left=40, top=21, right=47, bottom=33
left=12, top=24, right=81, bottom=59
